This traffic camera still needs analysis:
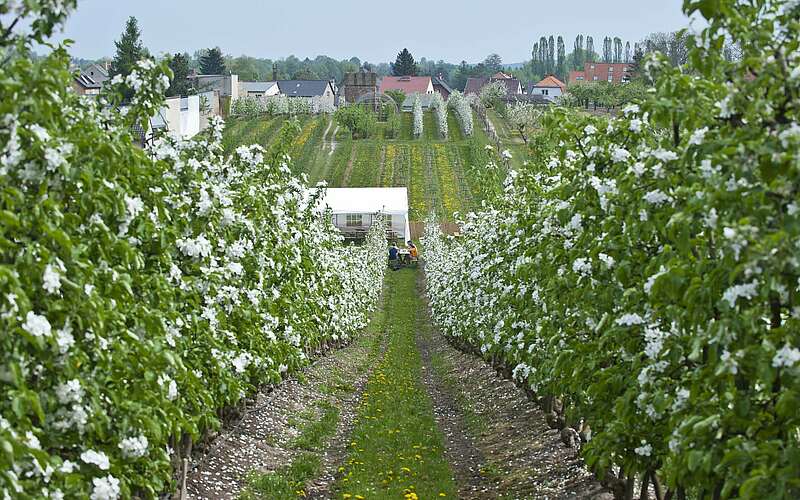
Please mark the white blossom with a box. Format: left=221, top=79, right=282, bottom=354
left=119, top=435, right=148, bottom=459
left=22, top=311, right=52, bottom=337
left=722, top=281, right=759, bottom=307
left=772, top=344, right=800, bottom=368
left=90, top=476, right=120, bottom=500
left=81, top=450, right=110, bottom=470
left=616, top=313, right=645, bottom=326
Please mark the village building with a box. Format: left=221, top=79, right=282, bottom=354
left=84, top=62, right=110, bottom=85
left=277, top=80, right=335, bottom=102
left=193, top=73, right=240, bottom=99
left=528, top=75, right=566, bottom=102
left=238, top=81, right=280, bottom=98
left=341, top=72, right=379, bottom=104
left=379, top=76, right=434, bottom=96
left=431, top=75, right=453, bottom=100
left=401, top=93, right=435, bottom=112
left=72, top=72, right=102, bottom=96
left=568, top=62, right=631, bottom=84
left=464, top=71, right=524, bottom=97
left=315, top=187, right=411, bottom=242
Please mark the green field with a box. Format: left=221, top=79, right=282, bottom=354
left=222, top=109, right=527, bottom=221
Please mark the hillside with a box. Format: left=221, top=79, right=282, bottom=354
left=221, top=109, right=527, bottom=221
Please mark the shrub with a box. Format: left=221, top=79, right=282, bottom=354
left=424, top=0, right=800, bottom=496
left=0, top=8, right=386, bottom=498
left=412, top=94, right=423, bottom=138
left=334, top=105, right=376, bottom=140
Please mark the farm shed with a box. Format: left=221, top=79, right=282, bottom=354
left=315, top=187, right=411, bottom=242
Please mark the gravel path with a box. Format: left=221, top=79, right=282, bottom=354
left=184, top=302, right=387, bottom=499
left=417, top=271, right=610, bottom=499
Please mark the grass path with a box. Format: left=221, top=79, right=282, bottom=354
left=333, top=269, right=457, bottom=499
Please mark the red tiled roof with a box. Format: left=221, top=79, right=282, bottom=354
left=379, top=76, right=432, bottom=95
left=534, top=75, right=566, bottom=90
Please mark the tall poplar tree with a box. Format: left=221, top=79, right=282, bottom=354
left=603, top=37, right=613, bottom=63
left=586, top=37, right=595, bottom=62
left=547, top=35, right=555, bottom=74
left=574, top=34, right=585, bottom=71
left=614, top=37, right=623, bottom=63
left=556, top=36, right=566, bottom=80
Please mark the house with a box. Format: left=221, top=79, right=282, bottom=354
left=528, top=75, right=566, bottom=102
left=401, top=93, right=435, bottom=112
left=160, top=95, right=200, bottom=140
left=379, top=76, right=434, bottom=96
left=431, top=75, right=453, bottom=100
left=464, top=73, right=524, bottom=97
left=342, top=72, right=378, bottom=104
left=315, top=187, right=411, bottom=242
left=72, top=72, right=102, bottom=96
left=193, top=73, right=240, bottom=99
left=84, top=63, right=110, bottom=85
left=276, top=80, right=336, bottom=109
left=238, top=81, right=280, bottom=98
left=569, top=62, right=631, bottom=84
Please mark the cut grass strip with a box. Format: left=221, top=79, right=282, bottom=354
left=334, top=269, right=457, bottom=500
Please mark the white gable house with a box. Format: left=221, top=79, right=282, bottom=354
left=316, top=187, right=410, bottom=242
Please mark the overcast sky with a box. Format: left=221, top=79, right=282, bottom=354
left=53, top=0, right=690, bottom=63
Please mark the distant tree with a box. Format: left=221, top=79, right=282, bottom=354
left=166, top=53, right=191, bottom=97
left=384, top=89, right=406, bottom=108
left=539, top=37, right=548, bottom=75
left=484, top=53, right=503, bottom=74
left=586, top=37, right=595, bottom=62
left=556, top=36, right=566, bottom=80
left=452, top=60, right=471, bottom=91
left=639, top=31, right=691, bottom=66
left=603, top=37, right=612, bottom=63
left=629, top=44, right=646, bottom=81
left=547, top=35, right=555, bottom=74
left=392, top=48, right=418, bottom=76
left=614, top=37, right=623, bottom=63
left=532, top=42, right=540, bottom=76
left=291, top=67, right=319, bottom=80
left=109, top=16, right=145, bottom=79
left=625, top=41, right=632, bottom=63
left=573, top=35, right=585, bottom=70
left=200, top=47, right=226, bottom=74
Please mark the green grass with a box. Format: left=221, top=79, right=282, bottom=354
left=291, top=400, right=340, bottom=450
left=239, top=289, right=388, bottom=500
left=334, top=269, right=457, bottom=499
left=241, top=453, right=320, bottom=499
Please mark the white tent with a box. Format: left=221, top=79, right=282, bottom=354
left=316, top=187, right=410, bottom=242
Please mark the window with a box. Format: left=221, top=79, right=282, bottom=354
left=593, top=76, right=598, bottom=81
left=609, top=66, right=614, bottom=72
left=608, top=76, right=613, bottom=82
left=576, top=76, right=584, bottom=81
left=346, top=214, right=362, bottom=227
left=542, top=89, right=549, bottom=96
left=590, top=64, right=595, bottom=69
